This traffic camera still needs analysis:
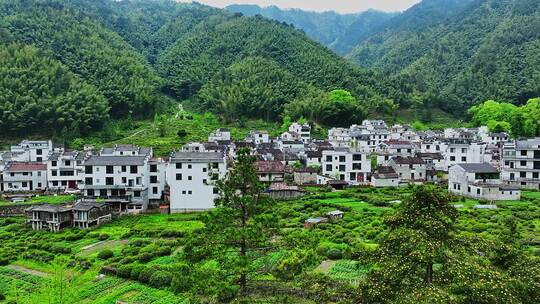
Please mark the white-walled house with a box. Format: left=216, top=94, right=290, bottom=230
left=47, top=151, right=85, bottom=191
left=449, top=163, right=520, bottom=201
left=371, top=166, right=399, bottom=187
left=321, top=148, right=371, bottom=184
left=10, top=140, right=54, bottom=163
left=208, top=128, right=231, bottom=142
left=148, top=158, right=167, bottom=202
left=289, top=122, right=311, bottom=143
left=388, top=156, right=427, bottom=181
left=167, top=151, right=226, bottom=212
left=1, top=162, right=47, bottom=192
left=81, top=155, right=150, bottom=213
left=501, top=138, right=540, bottom=190
left=246, top=131, right=270, bottom=145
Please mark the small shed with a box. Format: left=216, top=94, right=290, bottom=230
left=326, top=210, right=344, bottom=220
left=304, top=217, right=328, bottom=229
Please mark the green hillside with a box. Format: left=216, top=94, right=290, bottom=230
left=347, top=0, right=540, bottom=112
left=0, top=0, right=405, bottom=137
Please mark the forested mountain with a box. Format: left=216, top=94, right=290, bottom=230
left=0, top=0, right=403, bottom=136
left=226, top=4, right=397, bottom=55
left=347, top=0, right=540, bottom=112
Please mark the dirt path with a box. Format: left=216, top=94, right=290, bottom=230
left=7, top=264, right=48, bottom=277
left=78, top=239, right=128, bottom=256
left=316, top=260, right=337, bottom=273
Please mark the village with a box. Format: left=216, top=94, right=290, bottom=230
left=0, top=120, right=535, bottom=232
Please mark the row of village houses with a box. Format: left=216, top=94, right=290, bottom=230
left=0, top=120, right=537, bottom=219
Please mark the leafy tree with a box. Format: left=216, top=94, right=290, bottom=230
left=183, top=148, right=276, bottom=299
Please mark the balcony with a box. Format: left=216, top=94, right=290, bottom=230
left=83, top=195, right=131, bottom=203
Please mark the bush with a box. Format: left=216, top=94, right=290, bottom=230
left=97, top=249, right=114, bottom=260
left=0, top=257, right=9, bottom=266
left=50, top=244, right=71, bottom=254
left=130, top=264, right=145, bottom=280
left=138, top=266, right=157, bottom=283
left=155, top=246, right=172, bottom=257
left=149, top=271, right=173, bottom=288
left=100, top=266, right=118, bottom=275
left=177, top=129, right=188, bottom=137
left=64, top=233, right=84, bottom=241
left=159, top=230, right=184, bottom=238
left=98, top=233, right=110, bottom=241
left=117, top=264, right=133, bottom=278
left=138, top=253, right=153, bottom=263
left=326, top=248, right=343, bottom=259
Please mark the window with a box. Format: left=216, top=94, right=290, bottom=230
left=188, top=164, right=192, bottom=169
left=339, top=156, right=346, bottom=162
left=468, top=186, right=471, bottom=192
left=534, top=172, right=539, bottom=179
left=106, top=177, right=114, bottom=185
left=436, top=145, right=440, bottom=151
left=213, top=187, right=219, bottom=194
left=352, top=163, right=362, bottom=170
left=477, top=189, right=480, bottom=195
left=134, top=191, right=141, bottom=197
left=100, top=189, right=107, bottom=197
left=521, top=150, right=527, bottom=156
left=188, top=176, right=192, bottom=181
left=130, top=166, right=138, bottom=174
left=339, top=165, right=346, bottom=172
left=150, top=164, right=157, bottom=172
left=203, top=167, right=207, bottom=172
left=85, top=166, right=93, bottom=174
left=211, top=173, right=219, bottom=181
left=52, top=181, right=58, bottom=186
left=397, top=149, right=401, bottom=153
left=153, top=187, right=158, bottom=194
left=87, top=189, right=94, bottom=196
left=36, top=149, right=42, bottom=155
left=520, top=160, right=527, bottom=167
left=122, top=177, right=127, bottom=184
left=326, top=164, right=332, bottom=171
left=22, top=182, right=27, bottom=187
left=136, top=177, right=141, bottom=185
left=182, top=190, right=186, bottom=194
left=461, top=157, right=466, bottom=162
left=121, top=166, right=127, bottom=172
left=176, top=174, right=182, bottom=180
left=106, top=166, right=114, bottom=174
left=353, top=154, right=362, bottom=161
left=65, top=160, right=70, bottom=166
left=203, top=179, right=207, bottom=184
left=212, top=163, right=219, bottom=169
left=426, top=145, right=431, bottom=150
left=85, top=178, right=93, bottom=185
left=52, top=161, right=57, bottom=167
left=150, top=176, right=158, bottom=183
left=22, top=172, right=28, bottom=176
left=349, top=172, right=356, bottom=181
left=520, top=171, right=526, bottom=178
left=188, top=190, right=192, bottom=195
left=450, top=156, right=456, bottom=161
left=461, top=148, right=467, bottom=153
left=326, top=155, right=332, bottom=162
left=176, top=163, right=182, bottom=169
left=36, top=157, right=42, bottom=162
left=450, top=148, right=455, bottom=153
left=52, top=170, right=57, bottom=176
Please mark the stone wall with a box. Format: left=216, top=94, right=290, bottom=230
left=0, top=204, right=36, bottom=217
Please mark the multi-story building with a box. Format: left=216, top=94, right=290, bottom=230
left=47, top=151, right=85, bottom=191
left=81, top=155, right=151, bottom=213
left=449, top=163, right=520, bottom=200
left=0, top=162, right=47, bottom=192
left=289, top=122, right=311, bottom=143
left=208, top=128, right=231, bottom=142
left=321, top=148, right=371, bottom=184
left=166, top=151, right=226, bottom=212
left=501, top=138, right=540, bottom=190
left=148, top=158, right=167, bottom=202
left=388, top=156, right=427, bottom=181
left=10, top=140, right=54, bottom=163
left=246, top=131, right=270, bottom=145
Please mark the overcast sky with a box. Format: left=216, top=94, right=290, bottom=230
left=179, top=1, right=421, bottom=13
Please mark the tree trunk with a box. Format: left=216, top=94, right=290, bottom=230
left=425, top=261, right=433, bottom=284
left=239, top=204, right=247, bottom=293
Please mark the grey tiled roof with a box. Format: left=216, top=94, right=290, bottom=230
left=84, top=155, right=147, bottom=166
left=455, top=163, right=498, bottom=173
left=171, top=151, right=224, bottom=162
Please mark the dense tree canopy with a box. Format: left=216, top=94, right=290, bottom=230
left=0, top=43, right=108, bottom=135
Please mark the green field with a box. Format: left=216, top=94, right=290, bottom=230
left=0, top=187, right=538, bottom=302
left=0, top=195, right=77, bottom=207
